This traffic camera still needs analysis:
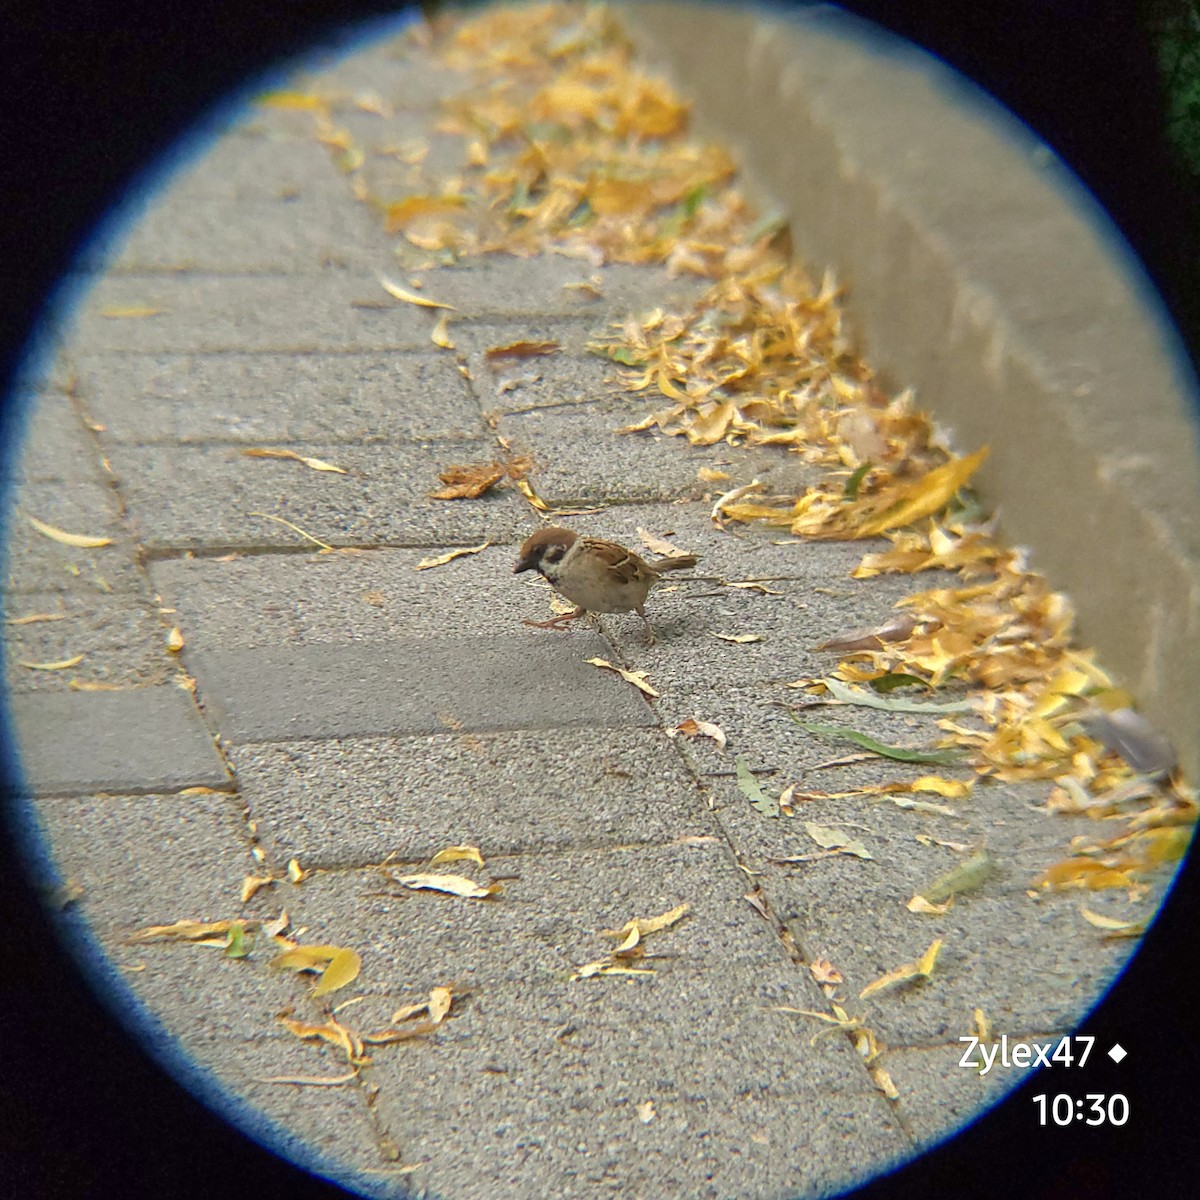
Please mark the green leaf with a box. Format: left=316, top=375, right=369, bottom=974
left=735, top=754, right=779, bottom=817
left=916, top=849, right=996, bottom=904
left=823, top=677, right=972, bottom=715
left=844, top=461, right=872, bottom=500
left=868, top=673, right=930, bottom=693
left=224, top=923, right=251, bottom=959
left=792, top=717, right=964, bottom=765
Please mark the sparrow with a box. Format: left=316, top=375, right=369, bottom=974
left=513, top=526, right=697, bottom=642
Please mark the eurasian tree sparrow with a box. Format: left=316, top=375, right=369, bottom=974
left=513, top=526, right=697, bottom=642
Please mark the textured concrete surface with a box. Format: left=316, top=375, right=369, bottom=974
left=1, top=6, right=1187, bottom=1200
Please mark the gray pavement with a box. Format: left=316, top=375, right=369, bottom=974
left=1, top=7, right=1182, bottom=1200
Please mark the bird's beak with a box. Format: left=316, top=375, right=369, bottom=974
left=513, top=553, right=535, bottom=574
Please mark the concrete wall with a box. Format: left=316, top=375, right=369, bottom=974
left=622, top=1, right=1200, bottom=779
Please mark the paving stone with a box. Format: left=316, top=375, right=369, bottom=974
left=2, top=591, right=173, bottom=692
left=101, top=190, right=390, bottom=274
left=226, top=727, right=710, bottom=866
left=150, top=544, right=543, bottom=648
left=8, top=686, right=229, bottom=795
left=0, top=389, right=103, bottom=484
left=186, top=634, right=657, bottom=744
left=105, top=440, right=527, bottom=551
left=3, top=479, right=144, bottom=595
left=72, top=351, right=485, bottom=445
left=59, top=272, right=432, bottom=355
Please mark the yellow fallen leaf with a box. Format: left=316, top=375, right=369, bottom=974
left=415, top=540, right=490, bottom=570
left=906, top=894, right=953, bottom=915
left=585, top=657, right=660, bottom=697
left=166, top=627, right=185, bottom=652
left=396, top=874, right=501, bottom=899
left=431, top=312, right=455, bottom=348
left=240, top=874, right=275, bottom=903
left=856, top=448, right=989, bottom=537
left=1079, top=908, right=1147, bottom=937
left=286, top=858, right=305, bottom=884
left=4, top=612, right=69, bottom=625
left=668, top=717, right=727, bottom=751
left=909, top=775, right=970, bottom=799
left=427, top=986, right=455, bottom=1025
left=515, top=478, right=550, bottom=511
left=18, top=654, right=85, bottom=671
left=99, top=305, right=168, bottom=318
left=710, top=632, right=763, bottom=644
left=637, top=528, right=691, bottom=558
left=255, top=1071, right=359, bottom=1087
left=377, top=274, right=454, bottom=309
left=1036, top=860, right=1137, bottom=891
left=242, top=448, right=348, bottom=474
left=859, top=938, right=943, bottom=999
left=697, top=467, right=730, bottom=483
left=485, top=340, right=559, bottom=361
left=278, top=1016, right=367, bottom=1064
left=271, top=944, right=345, bottom=971
left=258, top=90, right=329, bottom=111
left=129, top=918, right=251, bottom=943
left=429, top=462, right=504, bottom=500
left=28, top=515, right=113, bottom=548
left=572, top=960, right=656, bottom=979
left=637, top=1100, right=657, bottom=1124
left=430, top=845, right=485, bottom=867
left=601, top=904, right=689, bottom=947
left=313, top=946, right=364, bottom=997
left=249, top=512, right=334, bottom=551
left=870, top=1064, right=900, bottom=1100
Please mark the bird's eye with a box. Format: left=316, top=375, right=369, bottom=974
left=543, top=545, right=565, bottom=563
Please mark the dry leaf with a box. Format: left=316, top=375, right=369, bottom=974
left=809, top=958, right=843, bottom=986
left=585, top=657, right=660, bottom=697
left=286, top=858, right=305, bottom=884
left=804, top=822, right=873, bottom=860
left=515, top=478, right=550, bottom=511
left=240, top=874, right=275, bottom=903
left=377, top=274, right=454, bottom=309
left=416, top=541, right=490, bottom=570
left=256, top=1071, right=359, bottom=1087
left=906, top=894, right=953, bottom=915
left=710, top=632, right=763, bottom=644
left=242, top=448, right=348, bottom=474
left=697, top=467, right=730, bottom=483
left=859, top=939, right=944, bottom=999
left=5, top=612, right=69, bottom=625
left=313, top=946, right=364, bottom=997
left=817, top=614, right=918, bottom=652
left=431, top=312, right=455, bottom=348
left=637, top=527, right=690, bottom=558
left=430, top=845, right=485, bottom=867
left=27, top=515, right=113, bottom=548
left=99, top=305, right=168, bottom=318
left=637, top=1100, right=656, bottom=1124
left=129, top=918, right=250, bottom=944
left=278, top=1015, right=368, bottom=1064
left=601, top=903, right=689, bottom=941
left=1079, top=908, right=1147, bottom=937
left=429, top=463, right=504, bottom=500
left=18, top=654, right=85, bottom=671
left=484, top=340, right=559, bottom=361
left=166, top=626, right=185, bottom=652
left=396, top=873, right=502, bottom=899
left=668, top=716, right=727, bottom=751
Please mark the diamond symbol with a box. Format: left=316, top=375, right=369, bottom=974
left=1108, top=1043, right=1127, bottom=1063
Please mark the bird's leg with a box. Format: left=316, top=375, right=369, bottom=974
left=522, top=606, right=587, bottom=631
left=637, top=606, right=657, bottom=646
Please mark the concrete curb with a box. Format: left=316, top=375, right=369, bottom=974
left=621, top=1, right=1200, bottom=779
